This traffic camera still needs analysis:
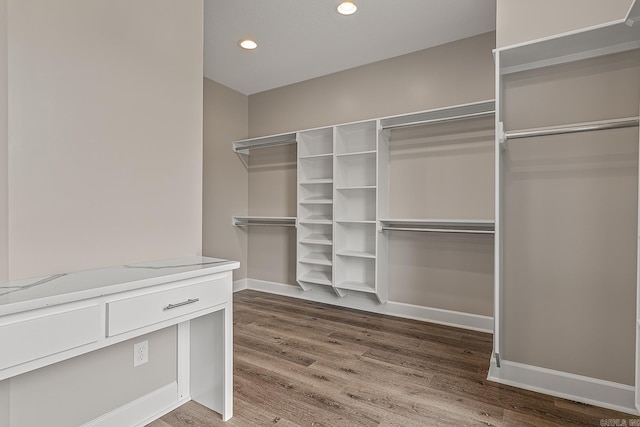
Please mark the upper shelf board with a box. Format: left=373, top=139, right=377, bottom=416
left=379, top=100, right=495, bottom=130
left=497, top=1, right=640, bottom=75
left=233, top=132, right=297, bottom=154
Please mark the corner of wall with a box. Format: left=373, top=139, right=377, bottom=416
left=202, top=78, right=249, bottom=280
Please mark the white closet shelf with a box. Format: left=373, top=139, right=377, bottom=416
left=299, top=215, right=332, bottom=225
left=299, top=153, right=333, bottom=159
left=300, top=196, right=333, bottom=205
left=298, top=271, right=332, bottom=287
left=335, top=150, right=377, bottom=158
left=233, top=132, right=297, bottom=154
left=336, top=186, right=376, bottom=191
left=336, top=281, right=375, bottom=293
left=379, top=100, right=495, bottom=130
left=300, top=234, right=333, bottom=246
left=379, top=219, right=495, bottom=234
left=232, top=216, right=297, bottom=227
left=299, top=252, right=332, bottom=266
left=497, top=2, right=640, bottom=74
left=299, top=221, right=332, bottom=226
left=337, top=250, right=376, bottom=259
left=300, top=178, right=334, bottom=185
left=337, top=220, right=377, bottom=224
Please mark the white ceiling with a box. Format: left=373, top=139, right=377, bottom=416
left=204, top=0, right=496, bottom=95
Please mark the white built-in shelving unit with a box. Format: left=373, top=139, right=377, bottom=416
left=334, top=120, right=388, bottom=301
left=296, top=127, right=336, bottom=292
left=492, top=0, right=640, bottom=412
left=232, top=100, right=495, bottom=305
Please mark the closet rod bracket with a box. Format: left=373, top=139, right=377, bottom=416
left=497, top=122, right=507, bottom=151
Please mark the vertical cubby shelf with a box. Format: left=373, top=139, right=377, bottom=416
left=297, top=127, right=335, bottom=290
left=333, top=120, right=388, bottom=302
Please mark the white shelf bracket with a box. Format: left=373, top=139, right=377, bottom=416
left=333, top=288, right=348, bottom=298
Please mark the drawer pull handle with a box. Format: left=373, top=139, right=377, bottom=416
left=165, top=298, right=200, bottom=310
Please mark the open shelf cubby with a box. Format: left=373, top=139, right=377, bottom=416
left=335, top=152, right=376, bottom=188
left=335, top=121, right=377, bottom=155
left=335, top=256, right=376, bottom=294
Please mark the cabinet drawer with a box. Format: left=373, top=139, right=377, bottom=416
left=0, top=304, right=101, bottom=371
left=106, top=276, right=229, bottom=337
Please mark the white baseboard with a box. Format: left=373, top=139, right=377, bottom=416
left=243, top=278, right=493, bottom=333
left=81, top=382, right=187, bottom=427
left=488, top=359, right=638, bottom=415
left=233, top=278, right=248, bottom=293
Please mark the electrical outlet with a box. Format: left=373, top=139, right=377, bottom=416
left=133, top=340, right=148, bottom=367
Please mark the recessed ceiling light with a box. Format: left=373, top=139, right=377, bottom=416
left=337, top=1, right=357, bottom=15
left=239, top=39, right=257, bottom=50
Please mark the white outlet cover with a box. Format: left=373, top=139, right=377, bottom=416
left=134, top=340, right=149, bottom=367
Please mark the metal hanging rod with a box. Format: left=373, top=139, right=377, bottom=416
left=381, top=227, right=495, bottom=234
left=503, top=116, right=639, bottom=141
left=235, top=223, right=297, bottom=227
left=232, top=216, right=297, bottom=227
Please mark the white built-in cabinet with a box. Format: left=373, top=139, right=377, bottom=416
left=295, top=121, right=389, bottom=301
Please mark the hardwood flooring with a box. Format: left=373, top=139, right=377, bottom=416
left=148, top=290, right=634, bottom=426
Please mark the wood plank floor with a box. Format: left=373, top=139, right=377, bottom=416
left=148, top=290, right=634, bottom=427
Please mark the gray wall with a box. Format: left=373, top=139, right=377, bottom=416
left=8, top=0, right=203, bottom=278
left=496, top=0, right=633, bottom=48
left=1, top=0, right=204, bottom=425
left=11, top=328, right=177, bottom=427
left=387, top=119, right=494, bottom=313
left=203, top=78, right=249, bottom=280
left=244, top=32, right=495, bottom=316
left=249, top=32, right=496, bottom=137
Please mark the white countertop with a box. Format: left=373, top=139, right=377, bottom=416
left=0, top=256, right=239, bottom=316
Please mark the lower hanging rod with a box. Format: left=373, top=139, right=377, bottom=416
left=381, top=227, right=494, bottom=234
left=234, top=223, right=296, bottom=227
left=504, top=117, right=639, bottom=141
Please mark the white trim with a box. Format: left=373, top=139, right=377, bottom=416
left=233, top=278, right=248, bottom=293
left=176, top=322, right=191, bottom=401
left=81, top=382, right=185, bottom=427
left=244, top=279, right=493, bottom=333
left=488, top=359, right=638, bottom=416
